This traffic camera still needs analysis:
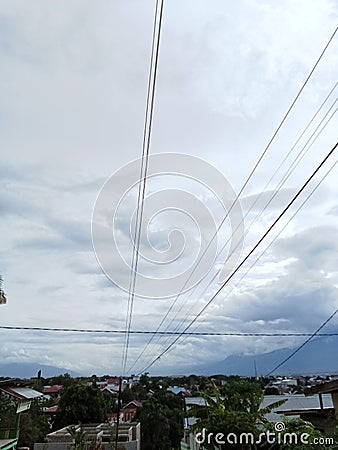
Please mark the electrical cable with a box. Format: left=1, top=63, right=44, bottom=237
left=0, top=325, right=337, bottom=337
left=136, top=140, right=338, bottom=374
left=127, top=28, right=338, bottom=374
left=266, top=308, right=338, bottom=376
left=130, top=97, right=337, bottom=374
left=121, top=0, right=164, bottom=378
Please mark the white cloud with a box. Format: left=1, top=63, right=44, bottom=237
left=1, top=0, right=338, bottom=375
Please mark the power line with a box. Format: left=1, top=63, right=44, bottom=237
left=133, top=110, right=337, bottom=373
left=128, top=27, right=338, bottom=374
left=266, top=308, right=338, bottom=376
left=146, top=94, right=338, bottom=365
left=121, top=0, right=164, bottom=378
left=136, top=152, right=338, bottom=372
left=186, top=153, right=338, bottom=336
left=137, top=140, right=338, bottom=374
left=0, top=325, right=337, bottom=337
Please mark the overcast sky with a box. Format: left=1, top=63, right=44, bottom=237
left=1, top=0, right=338, bottom=377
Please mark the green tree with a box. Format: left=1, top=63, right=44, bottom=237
left=48, top=373, right=74, bottom=388
left=277, top=419, right=338, bottom=450
left=52, top=383, right=107, bottom=430
left=67, top=426, right=87, bottom=450
left=188, top=379, right=285, bottom=450
left=135, top=391, right=184, bottom=450
left=0, top=393, right=16, bottom=431
left=136, top=396, right=171, bottom=450
left=18, top=400, right=50, bottom=448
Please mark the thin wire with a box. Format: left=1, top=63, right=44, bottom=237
left=121, top=0, right=164, bottom=377
left=157, top=98, right=338, bottom=343
left=128, top=28, right=338, bottom=373
left=137, top=141, right=338, bottom=374
left=0, top=325, right=337, bottom=337
left=186, top=151, right=338, bottom=338
left=136, top=153, right=338, bottom=371
left=130, top=100, right=337, bottom=373
left=266, top=309, right=338, bottom=376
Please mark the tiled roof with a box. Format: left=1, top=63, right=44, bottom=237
left=43, top=385, right=63, bottom=394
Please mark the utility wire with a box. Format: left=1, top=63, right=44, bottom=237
left=183, top=145, right=338, bottom=341
left=137, top=141, right=338, bottom=374
left=152, top=96, right=338, bottom=349
left=127, top=28, right=338, bottom=374
left=1, top=325, right=337, bottom=337
left=135, top=148, right=338, bottom=373
left=121, top=0, right=164, bottom=378
left=130, top=95, right=337, bottom=374
left=266, top=308, right=338, bottom=376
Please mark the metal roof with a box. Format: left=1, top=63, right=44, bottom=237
left=185, top=394, right=334, bottom=423
left=0, top=386, right=43, bottom=400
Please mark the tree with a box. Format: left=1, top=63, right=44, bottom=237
left=188, top=379, right=286, bottom=449
left=0, top=393, right=16, bottom=431
left=17, top=400, right=50, bottom=448
left=135, top=396, right=171, bottom=450
left=47, top=373, right=74, bottom=388
left=277, top=419, right=338, bottom=450
left=135, top=390, right=184, bottom=450
left=67, top=426, right=87, bottom=450
left=52, top=383, right=107, bottom=430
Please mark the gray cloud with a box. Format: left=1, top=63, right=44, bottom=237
left=1, top=0, right=337, bottom=374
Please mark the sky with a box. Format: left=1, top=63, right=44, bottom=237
left=1, top=0, right=338, bottom=377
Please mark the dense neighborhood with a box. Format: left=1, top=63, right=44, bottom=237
left=1, top=372, right=338, bottom=449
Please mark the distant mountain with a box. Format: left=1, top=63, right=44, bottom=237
left=0, top=362, right=79, bottom=379
left=183, top=337, right=338, bottom=377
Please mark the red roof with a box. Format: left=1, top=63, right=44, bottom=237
left=122, top=400, right=142, bottom=410
left=43, top=385, right=63, bottom=394
left=43, top=405, right=58, bottom=414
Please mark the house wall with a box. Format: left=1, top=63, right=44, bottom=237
left=34, top=443, right=139, bottom=450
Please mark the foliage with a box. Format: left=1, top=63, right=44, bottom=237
left=18, top=400, right=50, bottom=448
left=188, top=379, right=286, bottom=449
left=47, top=373, right=75, bottom=388
left=67, top=426, right=87, bottom=450
left=135, top=392, right=184, bottom=450
left=136, top=396, right=171, bottom=450
left=276, top=419, right=338, bottom=450
left=0, top=393, right=16, bottom=430
left=52, top=383, right=107, bottom=430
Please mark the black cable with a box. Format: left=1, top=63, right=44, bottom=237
left=266, top=309, right=338, bottom=376
left=128, top=28, right=338, bottom=373
left=0, top=325, right=337, bottom=337
left=136, top=151, right=338, bottom=372
left=137, top=141, right=338, bottom=374
left=121, top=0, right=164, bottom=377
left=186, top=155, right=338, bottom=339
left=147, top=98, right=338, bottom=363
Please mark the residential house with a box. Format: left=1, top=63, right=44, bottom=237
left=0, top=379, right=43, bottom=450
left=282, top=378, right=338, bottom=434
left=167, top=386, right=191, bottom=398
left=34, top=422, right=141, bottom=450
left=121, top=400, right=142, bottom=422
left=42, top=385, right=63, bottom=400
